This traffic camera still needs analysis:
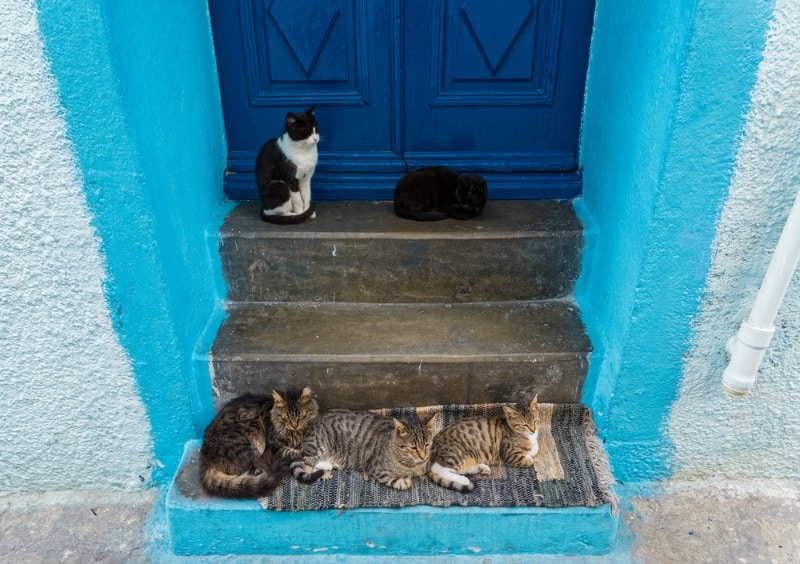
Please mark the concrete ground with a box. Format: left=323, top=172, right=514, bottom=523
left=624, top=481, right=800, bottom=563
left=0, top=490, right=157, bottom=563
left=1, top=481, right=798, bottom=563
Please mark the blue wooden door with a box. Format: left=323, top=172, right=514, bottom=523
left=209, top=0, right=594, bottom=200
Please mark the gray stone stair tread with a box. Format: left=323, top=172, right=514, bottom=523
left=212, top=300, right=590, bottom=361
left=221, top=200, right=582, bottom=239
left=219, top=200, right=583, bottom=303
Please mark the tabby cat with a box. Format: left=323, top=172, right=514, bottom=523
left=199, top=386, right=321, bottom=498
left=428, top=395, right=540, bottom=493
left=393, top=166, right=488, bottom=221
left=256, top=105, right=319, bottom=224
left=291, top=409, right=440, bottom=490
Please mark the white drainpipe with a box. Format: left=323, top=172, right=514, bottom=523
left=722, top=187, right=800, bottom=397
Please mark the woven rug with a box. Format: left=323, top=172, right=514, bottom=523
left=258, top=403, right=618, bottom=514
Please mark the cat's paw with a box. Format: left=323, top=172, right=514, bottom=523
left=463, top=463, right=490, bottom=476
left=390, top=477, right=412, bottom=490
left=314, top=460, right=334, bottom=479
left=281, top=446, right=301, bottom=459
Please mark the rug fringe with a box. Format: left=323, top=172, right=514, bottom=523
left=582, top=408, right=620, bottom=515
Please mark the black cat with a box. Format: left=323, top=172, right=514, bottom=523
left=255, top=106, right=319, bottom=224
left=394, top=166, right=488, bottom=221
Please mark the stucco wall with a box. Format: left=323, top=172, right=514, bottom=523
left=34, top=0, right=230, bottom=483
left=0, top=0, right=153, bottom=494
left=578, top=0, right=774, bottom=482
left=670, top=0, right=800, bottom=479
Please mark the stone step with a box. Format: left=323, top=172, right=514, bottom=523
left=178, top=200, right=611, bottom=557
left=209, top=300, right=590, bottom=409
left=218, top=201, right=583, bottom=303
left=167, top=436, right=618, bottom=557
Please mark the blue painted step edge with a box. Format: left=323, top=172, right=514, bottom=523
left=167, top=441, right=618, bottom=557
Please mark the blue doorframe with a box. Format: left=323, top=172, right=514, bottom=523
left=577, top=0, right=775, bottom=482
left=210, top=0, right=595, bottom=200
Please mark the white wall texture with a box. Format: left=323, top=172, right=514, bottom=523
left=670, top=0, right=800, bottom=480
left=0, top=1, right=154, bottom=494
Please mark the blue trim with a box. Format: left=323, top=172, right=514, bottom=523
left=578, top=0, right=775, bottom=482
left=36, top=0, right=229, bottom=482
left=223, top=171, right=583, bottom=201
left=166, top=441, right=618, bottom=557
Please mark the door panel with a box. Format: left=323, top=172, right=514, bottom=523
left=403, top=0, right=590, bottom=176
left=211, top=0, right=404, bottom=199
left=209, top=0, right=594, bottom=200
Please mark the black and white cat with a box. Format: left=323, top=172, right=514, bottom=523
left=394, top=166, right=488, bottom=221
left=256, top=106, right=319, bottom=224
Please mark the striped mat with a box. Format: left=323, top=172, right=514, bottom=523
left=259, top=403, right=618, bottom=514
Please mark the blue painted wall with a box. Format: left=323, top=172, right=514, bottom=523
left=578, top=0, right=774, bottom=481
left=37, top=0, right=229, bottom=483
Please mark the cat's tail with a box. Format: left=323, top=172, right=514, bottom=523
left=203, top=468, right=283, bottom=498
left=261, top=204, right=316, bottom=225
left=428, top=462, right=475, bottom=493
left=290, top=460, right=325, bottom=484
left=201, top=467, right=287, bottom=499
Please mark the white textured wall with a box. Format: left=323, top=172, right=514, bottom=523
left=0, top=1, right=153, bottom=494
left=671, top=0, right=800, bottom=479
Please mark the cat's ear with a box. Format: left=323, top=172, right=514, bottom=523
left=393, top=418, right=410, bottom=437
left=502, top=405, right=520, bottom=421
left=285, top=113, right=297, bottom=128
left=528, top=394, right=539, bottom=411
left=272, top=389, right=285, bottom=407
left=425, top=412, right=441, bottom=432
left=299, top=386, right=313, bottom=404
left=454, top=175, right=466, bottom=197
left=306, top=104, right=316, bottom=116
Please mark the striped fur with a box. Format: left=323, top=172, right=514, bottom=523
left=200, top=387, right=319, bottom=498
left=428, top=395, right=540, bottom=493
left=291, top=409, right=439, bottom=490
